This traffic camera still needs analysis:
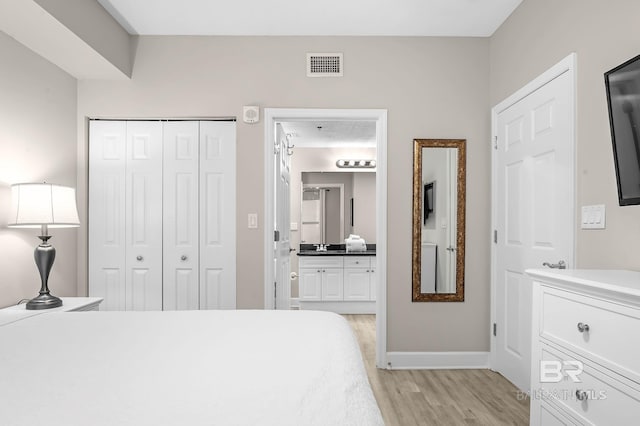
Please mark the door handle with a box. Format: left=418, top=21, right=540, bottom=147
left=543, top=260, right=566, bottom=269
left=446, top=246, right=456, bottom=252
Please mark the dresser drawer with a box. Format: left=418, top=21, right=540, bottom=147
left=343, top=256, right=371, bottom=268
left=538, top=345, right=640, bottom=426
left=298, top=256, right=344, bottom=269
left=536, top=401, right=580, bottom=426
left=539, top=286, right=640, bottom=383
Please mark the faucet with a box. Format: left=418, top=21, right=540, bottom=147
left=314, top=244, right=329, bottom=252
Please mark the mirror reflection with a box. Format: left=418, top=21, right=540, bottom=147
left=412, top=139, right=466, bottom=302
left=301, top=183, right=345, bottom=245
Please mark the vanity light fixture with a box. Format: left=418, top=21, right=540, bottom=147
left=336, top=159, right=376, bottom=169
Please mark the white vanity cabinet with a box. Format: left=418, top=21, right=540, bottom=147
left=298, top=255, right=376, bottom=313
left=298, top=256, right=344, bottom=302
left=526, top=269, right=640, bottom=426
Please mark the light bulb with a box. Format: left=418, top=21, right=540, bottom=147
left=370, top=160, right=376, bottom=167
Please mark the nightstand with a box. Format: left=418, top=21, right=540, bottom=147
left=0, top=297, right=103, bottom=326
left=1, top=297, right=103, bottom=314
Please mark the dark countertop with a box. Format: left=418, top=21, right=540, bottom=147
left=297, top=249, right=376, bottom=256
left=296, top=243, right=376, bottom=256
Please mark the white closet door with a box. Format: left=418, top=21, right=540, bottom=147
left=163, top=121, right=200, bottom=310
left=199, top=121, right=236, bottom=309
left=88, top=121, right=127, bottom=311
left=125, top=121, right=163, bottom=311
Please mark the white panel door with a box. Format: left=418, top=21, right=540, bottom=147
left=163, top=121, right=200, bottom=310
left=88, top=120, right=127, bottom=311
left=125, top=121, right=163, bottom=311
left=273, top=124, right=291, bottom=309
left=199, top=121, right=236, bottom=309
left=494, top=70, right=574, bottom=391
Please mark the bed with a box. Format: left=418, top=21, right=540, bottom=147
left=0, top=309, right=383, bottom=426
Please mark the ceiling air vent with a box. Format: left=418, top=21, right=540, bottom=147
left=307, top=53, right=343, bottom=77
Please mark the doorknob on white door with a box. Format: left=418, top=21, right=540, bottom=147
left=543, top=260, right=566, bottom=269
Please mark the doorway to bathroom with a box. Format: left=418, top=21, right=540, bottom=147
left=264, top=108, right=388, bottom=368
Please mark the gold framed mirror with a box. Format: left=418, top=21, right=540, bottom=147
left=412, top=139, right=466, bottom=302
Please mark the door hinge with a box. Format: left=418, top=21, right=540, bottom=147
left=493, top=136, right=498, bottom=150
left=493, top=230, right=497, bottom=244
left=274, top=281, right=277, bottom=309
left=274, top=230, right=280, bottom=242
left=493, top=323, right=497, bottom=337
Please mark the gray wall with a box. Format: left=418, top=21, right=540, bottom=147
left=77, top=36, right=491, bottom=352
left=353, top=172, right=376, bottom=242
left=490, top=0, right=640, bottom=270
left=0, top=31, right=78, bottom=308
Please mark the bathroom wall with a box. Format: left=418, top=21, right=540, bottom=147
left=352, top=172, right=376, bottom=242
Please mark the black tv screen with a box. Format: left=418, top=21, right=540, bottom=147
left=605, top=54, right=640, bottom=206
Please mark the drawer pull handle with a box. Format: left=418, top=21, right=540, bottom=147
left=181, top=255, right=188, bottom=261
left=577, top=322, right=590, bottom=333
left=136, top=255, right=143, bottom=261
left=575, top=390, right=589, bottom=401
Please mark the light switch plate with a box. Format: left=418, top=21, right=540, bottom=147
left=248, top=213, right=258, bottom=229
left=290, top=222, right=298, bottom=231
left=581, top=205, right=605, bottom=229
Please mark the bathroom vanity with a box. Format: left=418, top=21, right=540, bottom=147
left=297, top=246, right=376, bottom=314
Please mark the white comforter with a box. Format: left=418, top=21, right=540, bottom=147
left=0, top=310, right=383, bottom=426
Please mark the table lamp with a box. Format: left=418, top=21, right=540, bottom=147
left=8, top=183, right=80, bottom=310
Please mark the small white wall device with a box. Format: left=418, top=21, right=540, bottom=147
left=243, top=106, right=260, bottom=124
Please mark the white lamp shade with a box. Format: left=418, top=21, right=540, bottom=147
left=8, top=183, right=80, bottom=228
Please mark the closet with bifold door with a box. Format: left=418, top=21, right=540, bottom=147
left=88, top=119, right=236, bottom=311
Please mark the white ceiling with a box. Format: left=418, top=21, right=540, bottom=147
left=97, top=0, right=522, bottom=37
left=280, top=121, right=377, bottom=148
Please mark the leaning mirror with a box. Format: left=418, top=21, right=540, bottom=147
left=412, top=139, right=466, bottom=302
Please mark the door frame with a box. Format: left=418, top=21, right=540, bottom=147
left=264, top=108, right=388, bottom=368
left=489, top=53, right=577, bottom=371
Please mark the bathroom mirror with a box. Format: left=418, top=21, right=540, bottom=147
left=301, top=183, right=345, bottom=245
left=412, top=139, right=466, bottom=302
left=299, top=171, right=376, bottom=246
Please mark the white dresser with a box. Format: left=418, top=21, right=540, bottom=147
left=526, top=269, right=640, bottom=425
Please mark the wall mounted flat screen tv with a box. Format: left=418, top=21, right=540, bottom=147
left=605, top=54, right=640, bottom=206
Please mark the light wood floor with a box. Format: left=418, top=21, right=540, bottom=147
left=344, top=315, right=529, bottom=426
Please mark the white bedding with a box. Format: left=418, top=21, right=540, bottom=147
left=0, top=310, right=383, bottom=426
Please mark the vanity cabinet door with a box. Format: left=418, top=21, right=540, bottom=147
left=344, top=268, right=370, bottom=300
left=322, top=269, right=344, bottom=301
left=299, top=268, right=322, bottom=301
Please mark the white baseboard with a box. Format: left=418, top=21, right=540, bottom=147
left=386, top=351, right=490, bottom=370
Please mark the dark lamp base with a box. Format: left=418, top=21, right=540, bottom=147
left=26, top=293, right=63, bottom=310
